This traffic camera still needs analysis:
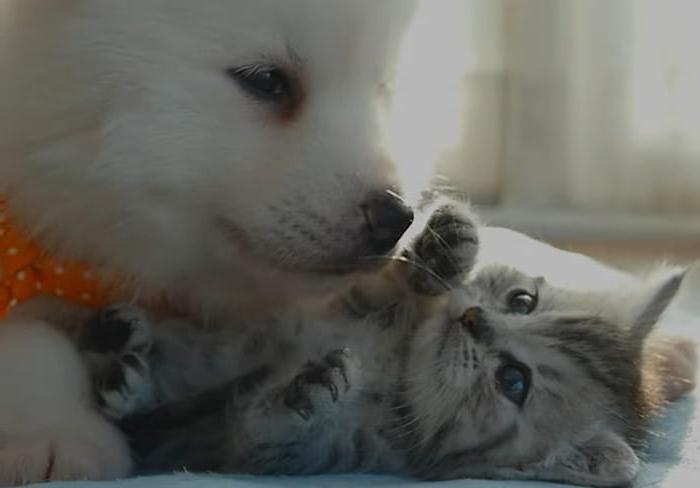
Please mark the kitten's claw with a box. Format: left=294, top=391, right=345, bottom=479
left=283, top=349, right=356, bottom=419
left=328, top=383, right=339, bottom=402
left=98, top=355, right=154, bottom=420
left=326, top=348, right=352, bottom=391
left=295, top=408, right=312, bottom=421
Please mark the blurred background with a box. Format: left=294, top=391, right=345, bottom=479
left=395, top=0, right=700, bottom=272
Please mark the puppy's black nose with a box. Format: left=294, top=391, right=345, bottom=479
left=363, top=191, right=414, bottom=255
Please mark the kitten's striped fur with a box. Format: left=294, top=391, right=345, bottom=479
left=80, top=203, right=696, bottom=487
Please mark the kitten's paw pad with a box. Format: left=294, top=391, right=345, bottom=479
left=284, top=349, right=357, bottom=420
left=82, top=304, right=153, bottom=355
left=0, top=433, right=131, bottom=484
left=409, top=204, right=479, bottom=294
left=80, top=304, right=156, bottom=419
left=97, top=353, right=154, bottom=420
left=82, top=305, right=155, bottom=419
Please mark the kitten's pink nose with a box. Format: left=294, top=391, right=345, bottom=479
left=460, top=306, right=492, bottom=343
left=461, top=307, right=482, bottom=331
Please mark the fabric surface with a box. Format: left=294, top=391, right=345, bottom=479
left=31, top=228, right=700, bottom=488
left=0, top=199, right=110, bottom=318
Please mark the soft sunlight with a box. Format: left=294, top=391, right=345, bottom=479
left=387, top=0, right=470, bottom=204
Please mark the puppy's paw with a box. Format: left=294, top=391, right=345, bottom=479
left=0, top=430, right=131, bottom=485
left=407, top=203, right=479, bottom=295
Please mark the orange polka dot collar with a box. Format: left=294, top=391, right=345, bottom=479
left=0, top=197, right=110, bottom=319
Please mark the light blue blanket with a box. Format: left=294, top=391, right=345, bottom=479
left=31, top=393, right=700, bottom=488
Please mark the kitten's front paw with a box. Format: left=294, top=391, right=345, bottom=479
left=408, top=203, right=479, bottom=295
left=284, top=349, right=359, bottom=420
left=96, top=353, right=154, bottom=420
left=81, top=304, right=152, bottom=355
left=82, top=304, right=155, bottom=419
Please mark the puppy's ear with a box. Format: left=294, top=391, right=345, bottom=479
left=534, top=431, right=640, bottom=487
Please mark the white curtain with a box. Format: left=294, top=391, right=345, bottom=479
left=421, top=0, right=700, bottom=217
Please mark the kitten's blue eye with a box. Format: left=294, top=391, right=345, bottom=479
left=507, top=290, right=537, bottom=315
left=496, top=364, right=530, bottom=406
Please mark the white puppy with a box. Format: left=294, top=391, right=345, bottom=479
left=0, top=0, right=417, bottom=483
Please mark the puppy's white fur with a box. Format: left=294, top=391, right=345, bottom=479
left=0, top=0, right=418, bottom=482
left=0, top=0, right=417, bottom=312
left=0, top=321, right=132, bottom=483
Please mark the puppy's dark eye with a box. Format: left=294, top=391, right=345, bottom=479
left=226, top=65, right=292, bottom=103
left=496, top=364, right=530, bottom=407
left=507, top=290, right=537, bottom=315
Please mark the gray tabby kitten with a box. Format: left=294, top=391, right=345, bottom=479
left=79, top=203, right=696, bottom=487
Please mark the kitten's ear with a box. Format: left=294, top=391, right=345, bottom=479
left=537, top=431, right=640, bottom=487
left=630, top=270, right=686, bottom=341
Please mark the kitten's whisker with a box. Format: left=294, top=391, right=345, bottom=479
left=426, top=225, right=461, bottom=279
left=358, top=254, right=452, bottom=292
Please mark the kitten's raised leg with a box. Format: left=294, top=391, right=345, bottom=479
left=405, top=200, right=479, bottom=295
left=341, top=200, right=479, bottom=316
left=80, top=304, right=156, bottom=420
left=230, top=349, right=361, bottom=475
